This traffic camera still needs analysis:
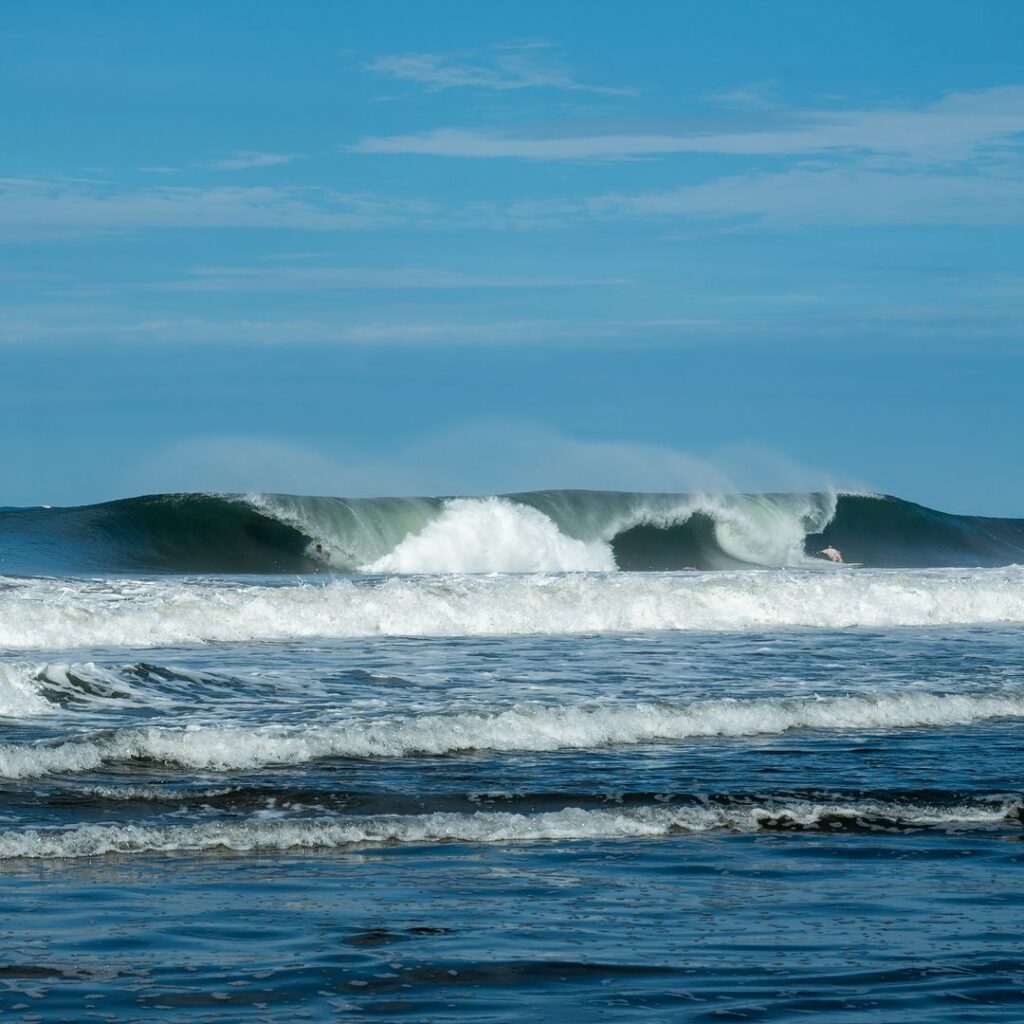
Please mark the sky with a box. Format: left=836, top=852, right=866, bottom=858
left=3, top=0, right=1023, bottom=512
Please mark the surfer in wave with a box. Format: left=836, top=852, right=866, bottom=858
left=818, top=545, right=843, bottom=564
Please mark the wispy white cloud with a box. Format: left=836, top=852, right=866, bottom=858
left=352, top=128, right=697, bottom=160
left=351, top=84, right=1024, bottom=161
left=366, top=41, right=635, bottom=97
left=579, top=166, right=1024, bottom=228
left=7, top=86, right=1024, bottom=245
left=6, top=299, right=1019, bottom=351
left=704, top=81, right=781, bottom=111
left=208, top=151, right=304, bottom=171
left=0, top=300, right=738, bottom=347
left=0, top=270, right=69, bottom=284
left=0, top=178, right=432, bottom=240
left=455, top=163, right=1024, bottom=231
left=367, top=85, right=1024, bottom=231
left=0, top=311, right=600, bottom=347
left=106, top=265, right=629, bottom=294
left=101, top=316, right=603, bottom=346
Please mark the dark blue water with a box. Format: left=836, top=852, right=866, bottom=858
left=1, top=568, right=1023, bottom=1020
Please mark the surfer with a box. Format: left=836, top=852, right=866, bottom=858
left=818, top=545, right=843, bottom=564
left=313, top=543, right=330, bottom=564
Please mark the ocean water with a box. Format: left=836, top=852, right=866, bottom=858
left=1, top=490, right=1023, bottom=1021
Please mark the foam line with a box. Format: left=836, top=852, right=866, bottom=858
left=2, top=799, right=1020, bottom=859
left=2, top=568, right=1024, bottom=650
left=2, top=690, right=1023, bottom=777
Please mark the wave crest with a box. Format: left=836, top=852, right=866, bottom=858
left=2, top=489, right=1021, bottom=575
left=3, top=798, right=1021, bottom=859
left=2, top=690, right=1023, bottom=777
left=2, top=568, right=1023, bottom=651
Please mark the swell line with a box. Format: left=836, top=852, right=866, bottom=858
left=3, top=690, right=1023, bottom=777
left=3, top=797, right=1022, bottom=860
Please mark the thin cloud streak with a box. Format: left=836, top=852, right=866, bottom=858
left=208, top=151, right=304, bottom=171
left=58, top=266, right=631, bottom=297
left=0, top=178, right=432, bottom=240
left=137, top=266, right=630, bottom=293
left=3, top=304, right=1019, bottom=349
left=5, top=84, right=1024, bottom=245
left=461, top=165, right=1024, bottom=231
left=0, top=308, right=725, bottom=348
left=367, top=42, right=635, bottom=96
left=704, top=82, right=782, bottom=111
left=577, top=167, right=1024, bottom=228
left=351, top=84, right=1024, bottom=160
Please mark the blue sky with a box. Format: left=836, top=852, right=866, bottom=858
left=3, top=0, right=1023, bottom=512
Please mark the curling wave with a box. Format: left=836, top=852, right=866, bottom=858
left=1, top=489, right=1022, bottom=575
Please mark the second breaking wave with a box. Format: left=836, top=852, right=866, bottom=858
left=2, top=568, right=1024, bottom=650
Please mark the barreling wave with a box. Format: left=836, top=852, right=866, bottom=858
left=3, top=796, right=1021, bottom=859
left=1, top=489, right=1022, bottom=576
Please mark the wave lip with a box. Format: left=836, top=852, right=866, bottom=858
left=3, top=690, right=1023, bottom=777
left=3, top=798, right=1021, bottom=859
left=2, top=567, right=1024, bottom=650
left=0, top=661, right=146, bottom=718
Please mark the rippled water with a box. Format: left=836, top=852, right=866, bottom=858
left=1, top=569, right=1023, bottom=1020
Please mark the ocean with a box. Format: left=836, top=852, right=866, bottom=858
left=1, top=489, right=1023, bottom=1022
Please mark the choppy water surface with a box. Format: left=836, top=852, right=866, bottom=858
left=2, top=560, right=1023, bottom=1020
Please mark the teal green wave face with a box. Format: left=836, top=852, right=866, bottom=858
left=1, top=491, right=1022, bottom=576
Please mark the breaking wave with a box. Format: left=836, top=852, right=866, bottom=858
left=1, top=489, right=1022, bottom=575
left=1, top=568, right=1023, bottom=650
left=2, top=690, right=1023, bottom=776
left=3, top=797, right=1021, bottom=859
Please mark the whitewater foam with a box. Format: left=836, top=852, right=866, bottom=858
left=706, top=492, right=837, bottom=568
left=2, top=798, right=1020, bottom=859
left=366, top=498, right=615, bottom=573
left=2, top=691, right=1022, bottom=778
left=1, top=568, right=1023, bottom=650
left=0, top=661, right=149, bottom=718
left=0, top=663, right=54, bottom=717
left=246, top=490, right=841, bottom=572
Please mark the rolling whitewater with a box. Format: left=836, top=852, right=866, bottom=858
left=2, top=488, right=1024, bottom=1020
